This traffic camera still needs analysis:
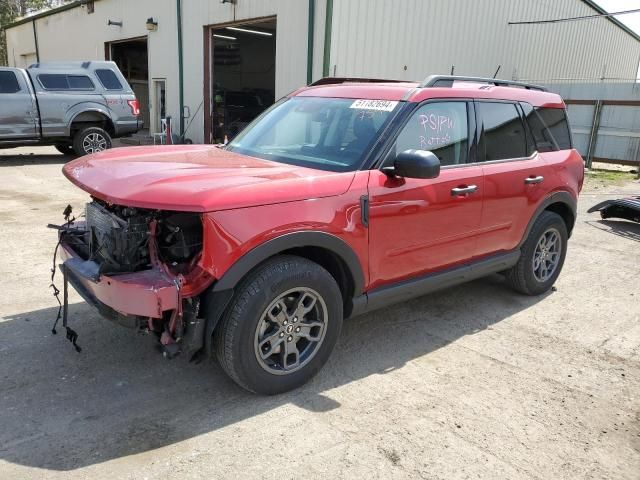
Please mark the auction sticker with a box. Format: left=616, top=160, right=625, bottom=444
left=350, top=99, right=398, bottom=111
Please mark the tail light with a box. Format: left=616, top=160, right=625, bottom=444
left=127, top=99, right=140, bottom=116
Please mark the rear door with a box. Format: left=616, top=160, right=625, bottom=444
left=367, top=100, right=484, bottom=289
left=474, top=100, right=554, bottom=256
left=0, top=69, right=38, bottom=139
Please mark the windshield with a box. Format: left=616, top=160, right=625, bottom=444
left=226, top=97, right=399, bottom=172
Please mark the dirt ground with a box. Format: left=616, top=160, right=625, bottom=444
left=0, top=146, right=639, bottom=480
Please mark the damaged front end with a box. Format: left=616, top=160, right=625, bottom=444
left=50, top=199, right=213, bottom=358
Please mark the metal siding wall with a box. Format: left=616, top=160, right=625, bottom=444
left=566, top=104, right=595, bottom=154
left=181, top=0, right=309, bottom=143
left=4, top=23, right=35, bottom=66
left=550, top=83, right=640, bottom=164
left=329, top=0, right=640, bottom=82
left=594, top=105, right=640, bottom=162
left=7, top=0, right=639, bottom=143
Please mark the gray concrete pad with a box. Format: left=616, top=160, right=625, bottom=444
left=0, top=147, right=638, bottom=479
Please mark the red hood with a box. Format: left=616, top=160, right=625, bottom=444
left=62, top=145, right=355, bottom=212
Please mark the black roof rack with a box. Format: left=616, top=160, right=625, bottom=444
left=309, top=77, right=408, bottom=87
left=419, top=75, right=547, bottom=92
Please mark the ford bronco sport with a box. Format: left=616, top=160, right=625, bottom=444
left=52, top=75, right=584, bottom=394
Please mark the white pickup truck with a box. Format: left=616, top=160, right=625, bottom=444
left=0, top=61, right=142, bottom=156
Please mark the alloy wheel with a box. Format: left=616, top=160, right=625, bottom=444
left=532, top=227, right=561, bottom=282
left=254, top=287, right=328, bottom=375
left=82, top=133, right=108, bottom=154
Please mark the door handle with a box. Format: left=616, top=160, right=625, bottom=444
left=451, top=185, right=478, bottom=196
left=525, top=175, right=544, bottom=185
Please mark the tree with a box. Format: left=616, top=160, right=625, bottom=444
left=0, top=1, right=72, bottom=65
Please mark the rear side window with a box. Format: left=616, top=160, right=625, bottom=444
left=477, top=102, right=527, bottom=161
left=95, top=69, right=123, bottom=90
left=394, top=101, right=469, bottom=166
left=39, top=74, right=94, bottom=90
left=525, top=106, right=572, bottom=151
left=0, top=71, right=21, bottom=93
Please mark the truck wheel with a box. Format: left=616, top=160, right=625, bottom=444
left=505, top=211, right=568, bottom=296
left=73, top=127, right=112, bottom=156
left=55, top=144, right=75, bottom=156
left=213, top=255, right=343, bottom=395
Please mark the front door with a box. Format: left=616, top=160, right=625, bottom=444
left=368, top=100, right=483, bottom=290
left=0, top=69, right=38, bottom=139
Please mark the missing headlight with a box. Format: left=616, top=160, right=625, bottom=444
left=156, top=212, right=203, bottom=271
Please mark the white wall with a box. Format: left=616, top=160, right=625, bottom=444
left=6, top=0, right=178, bottom=137
left=5, top=0, right=640, bottom=144
left=179, top=0, right=311, bottom=143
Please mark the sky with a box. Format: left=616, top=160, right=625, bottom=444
left=593, top=0, right=640, bottom=35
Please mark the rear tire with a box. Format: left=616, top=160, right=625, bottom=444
left=505, top=211, right=568, bottom=295
left=55, top=144, right=75, bottom=156
left=213, top=255, right=343, bottom=395
left=72, top=126, right=112, bottom=156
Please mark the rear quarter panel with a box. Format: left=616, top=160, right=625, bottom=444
left=543, top=149, right=584, bottom=197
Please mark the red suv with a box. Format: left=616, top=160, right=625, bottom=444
left=54, top=75, right=584, bottom=394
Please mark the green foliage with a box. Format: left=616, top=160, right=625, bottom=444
left=0, top=1, right=72, bottom=65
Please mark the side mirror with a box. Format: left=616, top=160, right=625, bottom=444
left=388, top=149, right=441, bottom=179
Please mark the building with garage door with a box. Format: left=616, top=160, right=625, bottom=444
left=4, top=0, right=640, bottom=144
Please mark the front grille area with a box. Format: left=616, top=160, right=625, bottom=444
left=85, top=201, right=150, bottom=274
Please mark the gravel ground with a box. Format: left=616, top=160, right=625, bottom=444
left=0, top=146, right=638, bottom=480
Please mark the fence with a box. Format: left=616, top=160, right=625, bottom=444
left=545, top=83, right=640, bottom=170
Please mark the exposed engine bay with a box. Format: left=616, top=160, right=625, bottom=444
left=66, top=199, right=203, bottom=275
left=50, top=200, right=207, bottom=358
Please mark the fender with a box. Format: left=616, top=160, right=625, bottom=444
left=65, top=104, right=113, bottom=136
left=212, top=231, right=365, bottom=294
left=518, top=190, right=577, bottom=248
left=200, top=231, right=366, bottom=356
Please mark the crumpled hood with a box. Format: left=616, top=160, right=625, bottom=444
left=63, top=145, right=355, bottom=212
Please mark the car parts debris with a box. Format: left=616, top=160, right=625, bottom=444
left=588, top=196, right=640, bottom=223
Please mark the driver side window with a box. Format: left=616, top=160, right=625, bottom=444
left=394, top=101, right=469, bottom=166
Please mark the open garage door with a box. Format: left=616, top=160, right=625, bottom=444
left=106, top=37, right=150, bottom=130
left=205, top=18, right=276, bottom=144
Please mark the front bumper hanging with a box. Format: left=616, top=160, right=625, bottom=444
left=60, top=242, right=180, bottom=321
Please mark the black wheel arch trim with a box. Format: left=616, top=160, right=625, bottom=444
left=518, top=191, right=577, bottom=248
left=211, top=231, right=366, bottom=296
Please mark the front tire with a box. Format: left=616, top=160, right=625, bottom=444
left=72, top=126, right=112, bottom=156
left=505, top=211, right=568, bottom=295
left=213, top=255, right=343, bottom=395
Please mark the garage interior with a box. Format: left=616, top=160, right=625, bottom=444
left=106, top=37, right=150, bottom=129
left=208, top=19, right=276, bottom=143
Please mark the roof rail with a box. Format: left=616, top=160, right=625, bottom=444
left=309, top=77, right=407, bottom=87
left=419, top=75, right=547, bottom=92
left=27, top=61, right=93, bottom=69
